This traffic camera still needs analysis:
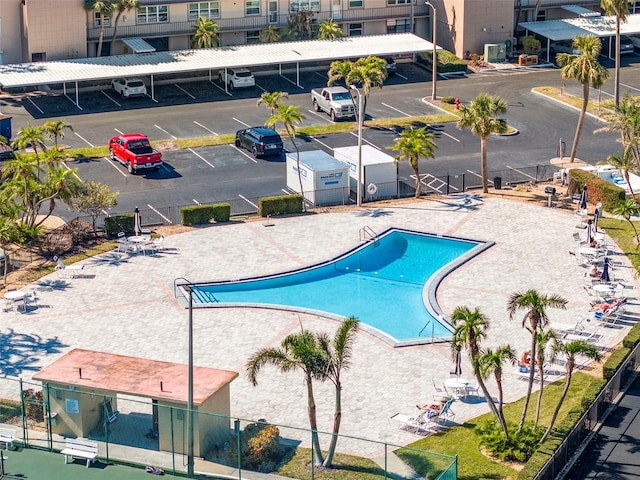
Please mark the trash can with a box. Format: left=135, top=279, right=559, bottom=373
left=493, top=176, right=502, bottom=190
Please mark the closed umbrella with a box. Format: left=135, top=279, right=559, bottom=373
left=580, top=186, right=588, bottom=211
left=593, top=205, right=600, bottom=233
left=601, top=258, right=610, bottom=283
left=134, top=207, right=141, bottom=237
left=586, top=219, right=593, bottom=245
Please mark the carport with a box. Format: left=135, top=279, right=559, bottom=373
left=0, top=33, right=439, bottom=110
left=520, top=13, right=640, bottom=62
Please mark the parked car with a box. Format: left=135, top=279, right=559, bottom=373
left=218, top=68, right=255, bottom=90
left=630, top=34, right=640, bottom=50
left=111, top=78, right=147, bottom=98
left=108, top=133, right=163, bottom=174
left=549, top=39, right=581, bottom=55
left=608, top=35, right=635, bottom=55
left=235, top=127, right=283, bottom=157
left=383, top=56, right=397, bottom=75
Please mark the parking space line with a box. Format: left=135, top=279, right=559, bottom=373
left=231, top=145, right=258, bottom=164
left=174, top=84, right=196, bottom=99
left=105, top=157, right=128, bottom=177
left=101, top=90, right=121, bottom=106
left=348, top=131, right=380, bottom=149
left=74, top=132, right=95, bottom=147
left=310, top=135, right=333, bottom=150
left=395, top=72, right=409, bottom=80
left=506, top=165, right=537, bottom=181
left=148, top=204, right=172, bottom=224
left=210, top=81, right=233, bottom=96
left=255, top=82, right=267, bottom=93
left=381, top=102, right=411, bottom=117
left=61, top=161, right=82, bottom=182
left=307, top=110, right=335, bottom=123
left=188, top=148, right=215, bottom=168
left=233, top=118, right=251, bottom=127
left=239, top=194, right=258, bottom=209
left=193, top=121, right=217, bottom=135
left=430, top=126, right=461, bottom=143
left=314, top=72, right=328, bottom=81
left=25, top=96, right=44, bottom=115
left=278, top=76, right=301, bottom=88
left=154, top=124, right=177, bottom=139
left=114, top=128, right=125, bottom=135
left=281, top=189, right=289, bottom=194
left=620, top=82, right=640, bottom=92
left=466, top=169, right=483, bottom=180
left=192, top=199, right=201, bottom=205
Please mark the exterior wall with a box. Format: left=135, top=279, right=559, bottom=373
left=0, top=0, right=23, bottom=64
left=23, top=0, right=86, bottom=61
left=46, top=383, right=112, bottom=438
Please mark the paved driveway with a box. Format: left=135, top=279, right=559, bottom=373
left=0, top=195, right=635, bottom=456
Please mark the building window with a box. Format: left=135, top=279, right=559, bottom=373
left=246, top=30, right=261, bottom=43
left=137, top=5, right=169, bottom=24
left=387, top=18, right=410, bottom=33
left=246, top=0, right=260, bottom=15
left=634, top=1, right=640, bottom=13
left=55, top=390, right=64, bottom=400
left=349, top=0, right=363, bottom=7
left=290, top=0, right=320, bottom=12
left=348, top=23, right=362, bottom=36
left=94, top=11, right=111, bottom=27
left=189, top=2, right=220, bottom=20
left=32, top=52, right=46, bottom=62
left=387, top=0, right=410, bottom=5
left=536, top=9, right=546, bottom=21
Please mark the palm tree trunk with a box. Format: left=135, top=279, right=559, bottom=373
left=413, top=159, right=421, bottom=198
left=624, top=172, right=635, bottom=197
left=540, top=367, right=573, bottom=444
left=111, top=12, right=123, bottom=55
left=480, top=137, right=488, bottom=193
left=97, top=15, right=106, bottom=57
left=476, top=373, right=508, bottom=437
left=305, top=374, right=324, bottom=466
left=534, top=362, right=545, bottom=427
left=495, top=377, right=509, bottom=440
left=519, top=330, right=537, bottom=431
left=322, top=385, right=342, bottom=467
left=569, top=83, right=589, bottom=162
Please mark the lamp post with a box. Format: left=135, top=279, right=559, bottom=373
left=425, top=1, right=437, bottom=100
left=349, top=85, right=363, bottom=207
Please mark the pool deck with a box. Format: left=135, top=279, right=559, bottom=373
left=1, top=195, right=637, bottom=461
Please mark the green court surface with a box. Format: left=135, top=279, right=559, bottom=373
left=0, top=447, right=197, bottom=479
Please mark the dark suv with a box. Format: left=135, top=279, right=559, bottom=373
left=235, top=127, right=284, bottom=157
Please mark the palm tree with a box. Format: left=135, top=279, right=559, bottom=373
left=557, top=35, right=609, bottom=163
left=450, top=306, right=506, bottom=435
left=246, top=330, right=326, bottom=466
left=265, top=103, right=306, bottom=209
left=456, top=93, right=508, bottom=193
left=507, top=290, right=568, bottom=431
left=533, top=329, right=558, bottom=427
left=11, top=123, right=45, bottom=159
left=602, top=151, right=636, bottom=196
left=596, top=94, right=640, bottom=167
left=0, top=210, right=20, bottom=286
left=260, top=25, right=280, bottom=43
left=257, top=91, right=289, bottom=116
left=601, top=0, right=631, bottom=107
left=478, top=345, right=517, bottom=439
left=84, top=0, right=114, bottom=57
left=317, top=19, right=344, bottom=40
left=327, top=60, right=354, bottom=89
left=110, top=0, right=139, bottom=54
left=389, top=127, right=438, bottom=198
left=43, top=119, right=73, bottom=151
left=315, top=316, right=359, bottom=467
left=612, top=198, right=640, bottom=243
left=191, top=16, right=220, bottom=48
left=345, top=56, right=387, bottom=116
left=539, top=339, right=601, bottom=444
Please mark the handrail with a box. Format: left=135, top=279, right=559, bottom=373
left=418, top=320, right=435, bottom=343
left=173, top=276, right=191, bottom=299
left=418, top=320, right=431, bottom=337
left=359, top=226, right=378, bottom=241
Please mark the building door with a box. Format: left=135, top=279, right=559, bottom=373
left=332, top=0, right=342, bottom=20
left=268, top=0, right=278, bottom=24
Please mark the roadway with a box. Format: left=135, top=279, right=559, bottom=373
left=2, top=56, right=639, bottom=220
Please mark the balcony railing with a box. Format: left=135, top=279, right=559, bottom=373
left=87, top=4, right=428, bottom=41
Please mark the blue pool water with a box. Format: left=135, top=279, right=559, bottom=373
left=191, top=229, right=486, bottom=345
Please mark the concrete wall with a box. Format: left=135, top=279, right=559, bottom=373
left=47, top=384, right=113, bottom=438
left=0, top=0, right=23, bottom=64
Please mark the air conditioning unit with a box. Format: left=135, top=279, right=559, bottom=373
left=484, top=43, right=506, bottom=63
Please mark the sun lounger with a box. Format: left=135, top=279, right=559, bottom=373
left=54, top=256, right=86, bottom=279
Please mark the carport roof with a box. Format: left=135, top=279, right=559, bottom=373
left=560, top=5, right=601, bottom=18
left=0, top=33, right=437, bottom=89
left=520, top=12, right=640, bottom=41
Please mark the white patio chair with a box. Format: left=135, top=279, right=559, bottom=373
left=389, top=410, right=430, bottom=434
left=432, top=379, right=449, bottom=401
left=145, top=234, right=165, bottom=254
left=54, top=256, right=85, bottom=278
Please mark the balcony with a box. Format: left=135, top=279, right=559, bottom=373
left=87, top=4, right=429, bottom=41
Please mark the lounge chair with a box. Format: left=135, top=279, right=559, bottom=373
left=54, top=256, right=85, bottom=279
left=431, top=398, right=456, bottom=426
left=144, top=234, right=165, bottom=255
left=389, top=410, right=431, bottom=434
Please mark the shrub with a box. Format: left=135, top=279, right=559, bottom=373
left=441, top=96, right=456, bottom=104
left=417, top=50, right=467, bottom=73
left=476, top=420, right=543, bottom=462
left=22, top=389, right=44, bottom=423
left=622, top=323, right=640, bottom=349
left=258, top=194, right=303, bottom=217
left=181, top=203, right=231, bottom=225
left=105, top=214, right=134, bottom=238
left=568, top=170, right=625, bottom=213
left=219, top=422, right=284, bottom=473
left=520, top=35, right=541, bottom=55
left=603, top=347, right=631, bottom=381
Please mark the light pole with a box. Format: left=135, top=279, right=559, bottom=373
left=425, top=1, right=437, bottom=100
left=349, top=85, right=363, bottom=207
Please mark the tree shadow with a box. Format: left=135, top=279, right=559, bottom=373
left=0, top=329, right=68, bottom=377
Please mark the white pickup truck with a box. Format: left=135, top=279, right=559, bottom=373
left=311, top=87, right=356, bottom=121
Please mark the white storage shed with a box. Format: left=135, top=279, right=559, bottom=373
left=286, top=150, right=350, bottom=206
left=333, top=145, right=398, bottom=201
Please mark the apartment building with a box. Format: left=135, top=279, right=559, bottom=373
left=1, top=0, right=634, bottom=66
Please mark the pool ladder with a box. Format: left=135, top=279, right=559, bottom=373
left=359, top=226, right=378, bottom=242
left=419, top=320, right=435, bottom=343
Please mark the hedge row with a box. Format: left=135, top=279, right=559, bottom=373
left=258, top=194, right=303, bottom=217
left=569, top=169, right=625, bottom=213
left=181, top=203, right=231, bottom=226
left=417, top=50, right=468, bottom=73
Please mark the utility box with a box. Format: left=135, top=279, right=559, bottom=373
left=484, top=43, right=506, bottom=63
left=286, top=150, right=349, bottom=206
left=333, top=145, right=399, bottom=201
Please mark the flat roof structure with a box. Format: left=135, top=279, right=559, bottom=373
left=560, top=5, right=601, bottom=18
left=32, top=348, right=238, bottom=405
left=0, top=33, right=437, bottom=89
left=520, top=12, right=640, bottom=41
left=121, top=37, right=157, bottom=54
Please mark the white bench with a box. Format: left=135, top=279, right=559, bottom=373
left=0, top=428, right=16, bottom=450
left=61, top=439, right=98, bottom=467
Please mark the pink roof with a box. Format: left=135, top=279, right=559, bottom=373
left=33, top=349, right=238, bottom=405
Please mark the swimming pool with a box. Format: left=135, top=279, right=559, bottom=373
left=186, top=228, right=491, bottom=346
